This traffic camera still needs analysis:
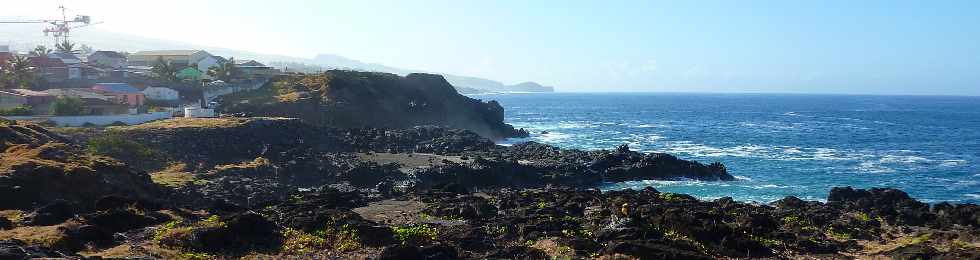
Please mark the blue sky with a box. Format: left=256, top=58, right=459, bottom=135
left=3, top=0, right=979, bottom=95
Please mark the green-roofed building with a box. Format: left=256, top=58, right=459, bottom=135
left=176, top=67, right=204, bottom=81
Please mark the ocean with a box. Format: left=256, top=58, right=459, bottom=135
left=472, top=93, right=980, bottom=204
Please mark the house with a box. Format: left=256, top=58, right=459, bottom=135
left=127, top=50, right=213, bottom=67
left=142, top=86, right=180, bottom=101
left=87, top=51, right=127, bottom=68
left=43, top=88, right=115, bottom=102
left=30, top=56, right=69, bottom=83
left=176, top=67, right=204, bottom=81
left=91, top=83, right=145, bottom=107
left=48, top=53, right=82, bottom=65
left=46, top=53, right=84, bottom=80
left=0, top=46, right=14, bottom=66
left=80, top=98, right=131, bottom=115
left=235, top=60, right=279, bottom=78
left=42, top=88, right=131, bottom=115
left=77, top=64, right=109, bottom=80
left=196, top=55, right=226, bottom=74
left=0, top=89, right=56, bottom=114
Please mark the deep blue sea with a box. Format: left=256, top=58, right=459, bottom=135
left=472, top=93, right=980, bottom=204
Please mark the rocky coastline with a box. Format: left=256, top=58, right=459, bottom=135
left=1, top=118, right=978, bottom=259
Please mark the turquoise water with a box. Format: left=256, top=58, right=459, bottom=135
left=474, top=93, right=980, bottom=203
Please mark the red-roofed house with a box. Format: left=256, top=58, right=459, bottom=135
left=91, top=83, right=145, bottom=107
left=0, top=89, right=56, bottom=114
left=30, top=56, right=69, bottom=83
left=0, top=52, right=13, bottom=67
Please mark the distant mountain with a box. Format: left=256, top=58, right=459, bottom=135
left=310, top=54, right=554, bottom=93
left=0, top=25, right=554, bottom=93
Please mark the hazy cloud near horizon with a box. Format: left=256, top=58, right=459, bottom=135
left=2, top=0, right=978, bottom=95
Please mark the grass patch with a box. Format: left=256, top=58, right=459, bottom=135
left=747, top=232, right=782, bottom=247
left=855, top=212, right=871, bottom=222
left=825, top=226, right=852, bottom=240
left=334, top=224, right=361, bottom=251
left=212, top=157, right=272, bottom=172
left=0, top=223, right=73, bottom=248
left=87, top=132, right=164, bottom=170
left=151, top=163, right=198, bottom=188
left=561, top=227, right=593, bottom=239
left=650, top=225, right=709, bottom=255
left=392, top=224, right=438, bottom=245
left=909, top=233, right=931, bottom=245
left=280, top=228, right=327, bottom=254
left=115, top=118, right=258, bottom=130
left=0, top=210, right=25, bottom=223
left=659, top=193, right=686, bottom=202
left=781, top=215, right=818, bottom=232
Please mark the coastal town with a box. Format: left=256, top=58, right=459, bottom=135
left=0, top=44, right=280, bottom=126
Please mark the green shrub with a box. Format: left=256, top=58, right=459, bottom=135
left=87, top=132, right=161, bottom=169
left=392, top=224, right=438, bottom=245
left=50, top=96, right=84, bottom=116
left=0, top=105, right=32, bottom=116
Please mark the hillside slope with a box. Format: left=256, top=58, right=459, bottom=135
left=219, top=71, right=529, bottom=140
left=0, top=120, right=161, bottom=210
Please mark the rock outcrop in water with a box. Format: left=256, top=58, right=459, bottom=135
left=217, top=71, right=530, bottom=140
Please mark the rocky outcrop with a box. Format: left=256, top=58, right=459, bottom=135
left=0, top=121, right=162, bottom=211
left=219, top=71, right=530, bottom=140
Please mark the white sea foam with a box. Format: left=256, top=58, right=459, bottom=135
left=879, top=155, right=932, bottom=164
left=966, top=194, right=980, bottom=199
left=733, top=175, right=753, bottom=181
left=856, top=161, right=896, bottom=173
left=940, top=160, right=968, bottom=167
left=537, top=132, right=572, bottom=142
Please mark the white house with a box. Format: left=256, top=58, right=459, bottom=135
left=127, top=50, right=213, bottom=67
left=87, top=51, right=127, bottom=69
left=142, top=86, right=180, bottom=101
left=196, top=55, right=225, bottom=74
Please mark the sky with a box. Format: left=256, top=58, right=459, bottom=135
left=2, top=0, right=979, bottom=95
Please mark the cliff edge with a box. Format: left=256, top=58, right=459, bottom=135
left=218, top=71, right=529, bottom=140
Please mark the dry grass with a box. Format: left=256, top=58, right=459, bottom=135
left=0, top=221, right=77, bottom=248
left=151, top=163, right=199, bottom=188
left=213, top=157, right=272, bottom=172
left=0, top=210, right=25, bottom=223
left=114, top=118, right=247, bottom=130
left=82, top=244, right=133, bottom=258
left=530, top=238, right=576, bottom=260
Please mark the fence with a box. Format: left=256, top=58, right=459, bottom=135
left=3, top=112, right=173, bottom=127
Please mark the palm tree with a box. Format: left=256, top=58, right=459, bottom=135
left=55, top=40, right=77, bottom=54
left=29, top=45, right=52, bottom=57
left=207, top=57, right=240, bottom=82
left=1, top=56, right=36, bottom=89
left=151, top=57, right=178, bottom=82
left=79, top=44, right=94, bottom=56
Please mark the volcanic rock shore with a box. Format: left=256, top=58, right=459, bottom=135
left=0, top=118, right=977, bottom=259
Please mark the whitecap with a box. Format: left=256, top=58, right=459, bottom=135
left=939, top=160, right=967, bottom=167
left=856, top=161, right=896, bottom=173
left=537, top=132, right=572, bottom=143
left=733, top=175, right=753, bottom=181
left=879, top=155, right=932, bottom=164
